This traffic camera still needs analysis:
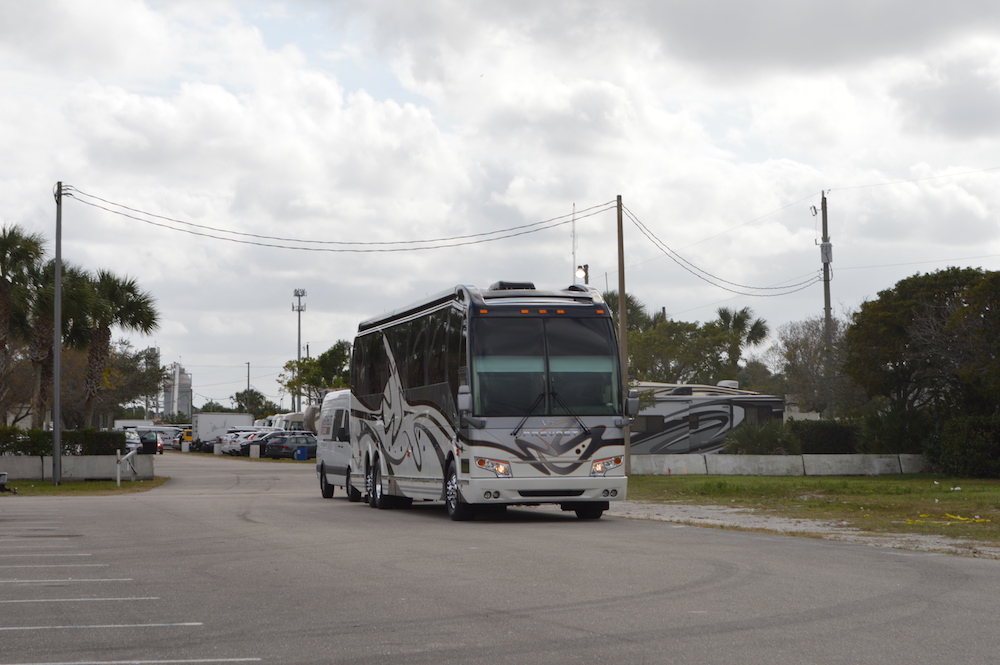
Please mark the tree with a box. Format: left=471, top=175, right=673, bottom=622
left=844, top=267, right=983, bottom=411
left=602, top=290, right=656, bottom=333
left=277, top=340, right=352, bottom=407
left=231, top=388, right=279, bottom=420
left=776, top=316, right=865, bottom=416
left=82, top=270, right=159, bottom=427
left=715, top=306, right=769, bottom=373
left=0, top=224, right=45, bottom=420
left=26, top=261, right=93, bottom=428
left=629, top=320, right=729, bottom=385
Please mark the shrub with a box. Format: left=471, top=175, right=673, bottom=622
left=937, top=415, right=1000, bottom=479
left=0, top=428, right=127, bottom=456
left=724, top=420, right=801, bottom=455
left=786, top=419, right=859, bottom=454
left=856, top=405, right=931, bottom=455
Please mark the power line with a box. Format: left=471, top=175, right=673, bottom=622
left=622, top=204, right=821, bottom=297
left=63, top=186, right=617, bottom=252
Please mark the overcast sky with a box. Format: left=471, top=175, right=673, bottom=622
left=3, top=0, right=1000, bottom=411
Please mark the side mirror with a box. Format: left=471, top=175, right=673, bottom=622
left=457, top=385, right=472, bottom=414
left=625, top=389, right=639, bottom=418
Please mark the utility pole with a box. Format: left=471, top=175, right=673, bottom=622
left=246, top=361, right=251, bottom=411
left=52, top=182, right=63, bottom=485
left=820, top=191, right=834, bottom=418
left=292, top=289, right=306, bottom=412
left=616, top=195, right=630, bottom=475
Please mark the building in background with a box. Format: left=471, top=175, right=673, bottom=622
left=161, top=362, right=193, bottom=419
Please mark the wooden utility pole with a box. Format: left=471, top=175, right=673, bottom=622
left=616, top=195, right=630, bottom=475
left=820, top=191, right=833, bottom=418
left=53, top=182, right=63, bottom=485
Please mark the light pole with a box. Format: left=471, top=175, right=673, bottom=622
left=292, top=289, right=306, bottom=412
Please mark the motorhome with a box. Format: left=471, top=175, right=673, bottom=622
left=629, top=382, right=784, bottom=455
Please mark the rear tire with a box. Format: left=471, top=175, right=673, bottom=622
left=444, top=462, right=476, bottom=521
left=320, top=465, right=334, bottom=499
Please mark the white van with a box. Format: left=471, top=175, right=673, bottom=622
left=315, top=390, right=361, bottom=501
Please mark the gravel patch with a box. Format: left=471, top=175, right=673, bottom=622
left=608, top=500, right=1000, bottom=559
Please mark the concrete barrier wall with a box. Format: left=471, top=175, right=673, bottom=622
left=632, top=453, right=926, bottom=476
left=1, top=455, right=154, bottom=481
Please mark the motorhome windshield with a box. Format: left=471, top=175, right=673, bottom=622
left=470, top=316, right=620, bottom=417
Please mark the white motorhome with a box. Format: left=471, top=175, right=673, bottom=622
left=315, top=390, right=360, bottom=501
left=270, top=412, right=305, bottom=431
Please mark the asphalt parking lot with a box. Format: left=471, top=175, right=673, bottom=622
left=1, top=453, right=999, bottom=665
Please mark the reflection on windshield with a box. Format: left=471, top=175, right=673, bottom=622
left=471, top=317, right=620, bottom=417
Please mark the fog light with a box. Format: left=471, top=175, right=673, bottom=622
left=602, top=489, right=609, bottom=497
left=610, top=489, right=618, bottom=497
left=492, top=491, right=500, bottom=499
left=484, top=491, right=492, bottom=499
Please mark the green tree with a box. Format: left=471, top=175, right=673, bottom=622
left=0, top=224, right=45, bottom=419
left=231, top=388, right=279, bottom=420
left=277, top=340, right=353, bottom=406
left=82, top=270, right=159, bottom=427
left=602, top=290, right=655, bottom=332
left=716, top=306, right=769, bottom=373
left=844, top=267, right=983, bottom=411
left=26, top=261, right=93, bottom=428
left=629, top=320, right=729, bottom=385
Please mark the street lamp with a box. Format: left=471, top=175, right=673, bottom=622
left=575, top=264, right=589, bottom=285
left=292, top=289, right=306, bottom=412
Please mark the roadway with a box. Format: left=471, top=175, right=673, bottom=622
left=1, top=453, right=997, bottom=664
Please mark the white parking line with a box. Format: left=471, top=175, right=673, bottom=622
left=0, top=578, right=132, bottom=584
left=0, top=597, right=159, bottom=604
left=0, top=564, right=108, bottom=568
left=3, top=659, right=261, bottom=665
left=0, top=553, right=93, bottom=557
left=0, top=622, right=204, bottom=631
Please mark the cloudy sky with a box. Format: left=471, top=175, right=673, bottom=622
left=3, top=0, right=1000, bottom=410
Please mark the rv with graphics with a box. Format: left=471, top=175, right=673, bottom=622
left=629, top=382, right=784, bottom=455
left=346, top=281, right=638, bottom=521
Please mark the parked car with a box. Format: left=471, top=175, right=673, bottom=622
left=262, top=432, right=317, bottom=459
left=238, top=430, right=278, bottom=456
left=129, top=429, right=163, bottom=454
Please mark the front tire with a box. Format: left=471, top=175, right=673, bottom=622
left=444, top=462, right=476, bottom=521
left=368, top=459, right=391, bottom=509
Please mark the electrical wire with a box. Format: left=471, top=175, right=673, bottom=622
left=622, top=204, right=821, bottom=297
left=63, top=186, right=617, bottom=252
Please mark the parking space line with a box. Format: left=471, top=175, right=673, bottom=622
left=0, top=553, right=93, bottom=557
left=0, top=578, right=132, bottom=584
left=3, top=659, right=261, bottom=665
left=0, top=564, right=108, bottom=569
left=0, top=597, right=159, bottom=604
left=0, top=622, right=204, bottom=631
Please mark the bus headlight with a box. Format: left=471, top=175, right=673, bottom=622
left=590, top=456, right=623, bottom=477
left=475, top=457, right=512, bottom=478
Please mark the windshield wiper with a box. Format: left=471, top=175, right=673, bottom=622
left=550, top=391, right=591, bottom=435
left=511, top=392, right=546, bottom=437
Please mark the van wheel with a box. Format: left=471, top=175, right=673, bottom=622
left=346, top=470, right=362, bottom=502
left=444, top=462, right=476, bottom=521
left=319, top=465, right=334, bottom=499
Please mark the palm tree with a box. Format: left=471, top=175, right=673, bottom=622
left=602, top=290, right=654, bottom=332
left=27, top=261, right=93, bottom=429
left=716, top=306, right=769, bottom=374
left=0, top=224, right=45, bottom=418
left=82, top=270, right=159, bottom=428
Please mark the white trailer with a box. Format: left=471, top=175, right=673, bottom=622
left=192, top=412, right=254, bottom=444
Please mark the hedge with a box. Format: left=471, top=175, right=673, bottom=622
left=0, top=427, right=127, bottom=456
